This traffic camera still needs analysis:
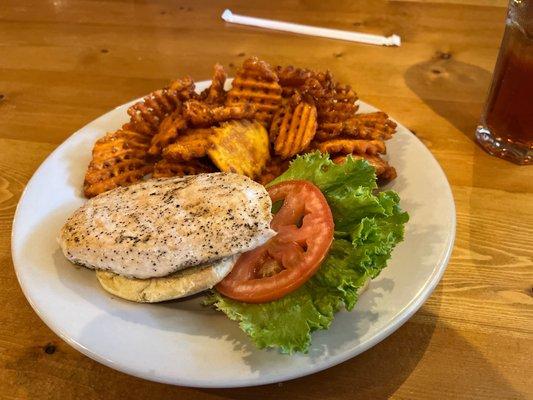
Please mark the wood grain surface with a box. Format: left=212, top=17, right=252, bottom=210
left=1, top=0, right=532, bottom=399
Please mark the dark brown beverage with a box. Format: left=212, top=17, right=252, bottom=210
left=476, top=1, right=533, bottom=164
left=485, top=25, right=533, bottom=147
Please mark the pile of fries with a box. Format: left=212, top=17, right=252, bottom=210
left=83, top=57, right=398, bottom=198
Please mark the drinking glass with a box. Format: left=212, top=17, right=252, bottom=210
left=475, top=0, right=533, bottom=165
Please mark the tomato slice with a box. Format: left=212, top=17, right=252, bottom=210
left=216, top=180, right=334, bottom=303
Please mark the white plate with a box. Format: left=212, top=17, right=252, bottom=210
left=12, top=80, right=455, bottom=388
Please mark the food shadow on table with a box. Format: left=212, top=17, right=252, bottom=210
left=404, top=51, right=492, bottom=144
left=201, top=299, right=522, bottom=400
left=200, top=312, right=439, bottom=399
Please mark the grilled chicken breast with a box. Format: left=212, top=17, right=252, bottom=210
left=59, top=173, right=275, bottom=279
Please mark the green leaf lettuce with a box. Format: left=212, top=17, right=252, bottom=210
left=207, top=152, right=408, bottom=353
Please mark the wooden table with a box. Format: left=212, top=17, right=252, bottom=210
left=1, top=0, right=532, bottom=398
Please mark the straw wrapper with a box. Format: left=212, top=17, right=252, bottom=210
left=221, top=9, right=401, bottom=47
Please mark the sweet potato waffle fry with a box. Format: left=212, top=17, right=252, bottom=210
left=314, top=138, right=386, bottom=156
left=316, top=83, right=359, bottom=136
left=124, top=77, right=195, bottom=136
left=184, top=99, right=256, bottom=128
left=83, top=129, right=153, bottom=197
left=169, top=76, right=196, bottom=96
left=200, top=63, right=227, bottom=105
left=275, top=66, right=361, bottom=141
left=316, top=111, right=396, bottom=140
left=226, top=57, right=282, bottom=126
left=162, top=128, right=214, bottom=162
left=275, top=65, right=314, bottom=97
left=351, top=112, right=396, bottom=140
left=148, top=110, right=187, bottom=156
left=82, top=57, right=400, bottom=198
left=270, top=97, right=317, bottom=159
left=275, top=66, right=336, bottom=101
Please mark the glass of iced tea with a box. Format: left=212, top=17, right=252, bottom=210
left=476, top=0, right=533, bottom=165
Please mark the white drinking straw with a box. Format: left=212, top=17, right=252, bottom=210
left=221, top=9, right=401, bottom=47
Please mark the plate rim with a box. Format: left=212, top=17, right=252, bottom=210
left=11, top=83, right=456, bottom=388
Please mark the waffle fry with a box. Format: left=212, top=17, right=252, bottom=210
left=275, top=65, right=314, bottom=97
left=314, top=139, right=386, bottom=156
left=124, top=89, right=181, bottom=136
left=271, top=99, right=317, bottom=159
left=153, top=158, right=216, bottom=178
left=312, top=70, right=336, bottom=93
left=124, top=77, right=196, bottom=137
left=226, top=57, right=282, bottom=126
left=82, top=58, right=398, bottom=195
left=316, top=111, right=396, bottom=140
left=148, top=110, right=187, bottom=156
left=162, top=128, right=213, bottom=161
left=169, top=76, right=196, bottom=97
left=200, top=63, right=227, bottom=105
left=275, top=65, right=335, bottom=101
left=184, top=99, right=256, bottom=128
left=83, top=129, right=153, bottom=198
left=316, top=82, right=359, bottom=136
left=276, top=66, right=359, bottom=139
left=351, top=112, right=396, bottom=140
left=332, top=154, right=397, bottom=182
left=208, top=120, right=270, bottom=179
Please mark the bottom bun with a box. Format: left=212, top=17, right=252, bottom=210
left=96, top=255, right=238, bottom=303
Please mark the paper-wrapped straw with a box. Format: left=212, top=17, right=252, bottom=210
left=221, top=9, right=401, bottom=47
